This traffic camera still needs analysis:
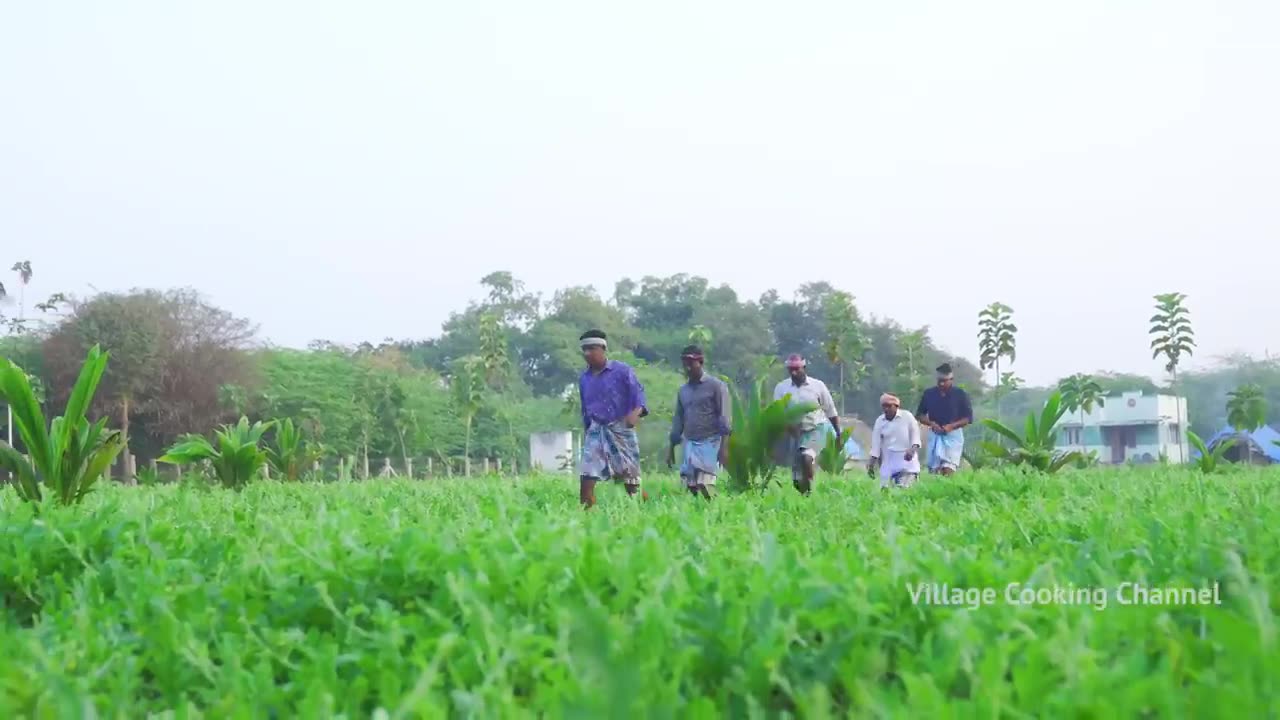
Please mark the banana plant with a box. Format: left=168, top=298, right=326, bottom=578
left=980, top=391, right=1084, bottom=473
left=0, top=345, right=126, bottom=505
left=722, top=375, right=818, bottom=493
left=1187, top=430, right=1236, bottom=474
left=817, top=427, right=853, bottom=475
left=266, top=417, right=325, bottom=481
left=159, top=416, right=276, bottom=489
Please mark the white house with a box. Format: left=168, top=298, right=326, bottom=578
left=529, top=431, right=575, bottom=472
left=1055, top=391, right=1189, bottom=464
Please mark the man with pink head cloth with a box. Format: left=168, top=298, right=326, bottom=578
left=773, top=354, right=840, bottom=495
left=868, top=392, right=922, bottom=489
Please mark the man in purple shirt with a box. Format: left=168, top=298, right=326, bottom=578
left=576, top=329, right=648, bottom=508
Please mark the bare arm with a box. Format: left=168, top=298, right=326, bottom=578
left=943, top=392, right=974, bottom=432
left=669, top=392, right=685, bottom=447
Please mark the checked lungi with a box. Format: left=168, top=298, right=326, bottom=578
left=579, top=420, right=641, bottom=485
left=679, top=437, right=721, bottom=487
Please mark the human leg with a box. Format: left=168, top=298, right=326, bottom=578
left=792, top=430, right=819, bottom=495
left=579, top=476, right=599, bottom=507
left=681, top=439, right=719, bottom=501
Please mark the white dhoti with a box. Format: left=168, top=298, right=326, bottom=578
left=879, top=449, right=921, bottom=488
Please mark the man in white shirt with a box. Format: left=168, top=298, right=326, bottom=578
left=773, top=354, right=840, bottom=495
left=868, top=393, right=922, bottom=489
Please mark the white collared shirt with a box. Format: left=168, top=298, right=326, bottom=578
left=773, top=376, right=838, bottom=430
left=871, top=409, right=922, bottom=457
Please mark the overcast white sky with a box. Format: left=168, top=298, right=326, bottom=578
left=2, top=0, right=1277, bottom=386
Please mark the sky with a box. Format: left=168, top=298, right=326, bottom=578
left=1, top=0, right=1277, bottom=386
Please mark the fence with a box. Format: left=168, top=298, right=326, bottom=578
left=106, top=452, right=540, bottom=484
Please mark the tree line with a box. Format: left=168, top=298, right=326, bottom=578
left=2, top=265, right=1276, bottom=475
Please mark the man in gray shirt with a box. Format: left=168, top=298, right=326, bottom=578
left=666, top=345, right=732, bottom=499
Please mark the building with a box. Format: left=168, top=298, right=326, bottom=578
left=529, top=431, right=574, bottom=472
left=1054, top=391, right=1189, bottom=464
left=1197, top=425, right=1280, bottom=465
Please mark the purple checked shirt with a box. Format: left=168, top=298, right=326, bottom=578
left=578, top=360, right=648, bottom=430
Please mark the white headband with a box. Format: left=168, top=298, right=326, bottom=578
left=580, top=338, right=607, bottom=350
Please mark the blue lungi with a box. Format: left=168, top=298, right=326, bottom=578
left=680, top=437, right=721, bottom=487
left=928, top=430, right=964, bottom=471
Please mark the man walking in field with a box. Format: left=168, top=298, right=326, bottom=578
left=666, top=345, right=731, bottom=500
left=577, top=329, right=648, bottom=508
left=774, top=354, right=840, bottom=495
left=868, top=393, right=922, bottom=488
left=915, top=363, right=973, bottom=476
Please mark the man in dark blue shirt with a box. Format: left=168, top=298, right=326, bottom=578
left=915, top=363, right=973, bottom=475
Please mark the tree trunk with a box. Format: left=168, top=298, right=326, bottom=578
left=1169, top=368, right=1187, bottom=463
left=121, top=397, right=136, bottom=485
left=992, top=359, right=1001, bottom=424
left=398, top=428, right=410, bottom=473
left=464, top=416, right=473, bottom=472
left=839, top=363, right=846, bottom=414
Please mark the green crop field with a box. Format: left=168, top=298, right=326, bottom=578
left=2, top=469, right=1278, bottom=718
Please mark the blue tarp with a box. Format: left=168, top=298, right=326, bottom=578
left=1196, top=425, right=1280, bottom=462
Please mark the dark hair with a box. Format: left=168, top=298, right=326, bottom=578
left=682, top=345, right=703, bottom=357
left=936, top=362, right=953, bottom=374
left=580, top=329, right=607, bottom=341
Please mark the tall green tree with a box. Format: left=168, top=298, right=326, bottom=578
left=1152, top=293, right=1198, bottom=458
left=823, top=291, right=869, bottom=414
left=1226, top=383, right=1267, bottom=463
left=892, top=329, right=929, bottom=408
left=42, top=289, right=256, bottom=479
left=478, top=312, right=510, bottom=389
left=977, top=302, right=1017, bottom=419
left=450, top=356, right=486, bottom=470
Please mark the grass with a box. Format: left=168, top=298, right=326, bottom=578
left=2, top=467, right=1278, bottom=717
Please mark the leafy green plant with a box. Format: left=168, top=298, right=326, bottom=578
left=267, top=417, right=325, bottom=481
left=159, top=416, right=276, bottom=489
left=817, top=427, right=854, bottom=475
left=0, top=345, right=126, bottom=505
left=1187, top=430, right=1236, bottom=474
left=1073, top=449, right=1101, bottom=469
left=1149, top=292, right=1195, bottom=382
left=135, top=465, right=164, bottom=486
left=980, top=391, right=1084, bottom=473
left=722, top=376, right=817, bottom=493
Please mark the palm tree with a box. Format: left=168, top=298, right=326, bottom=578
left=1225, top=384, right=1267, bottom=463
left=1057, top=374, right=1106, bottom=448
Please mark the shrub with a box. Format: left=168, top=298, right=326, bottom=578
left=159, top=417, right=275, bottom=489
left=0, top=345, right=126, bottom=505
left=721, top=375, right=817, bottom=492
left=980, top=391, right=1084, bottom=474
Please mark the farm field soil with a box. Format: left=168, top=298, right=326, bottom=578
left=2, top=469, right=1278, bottom=717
